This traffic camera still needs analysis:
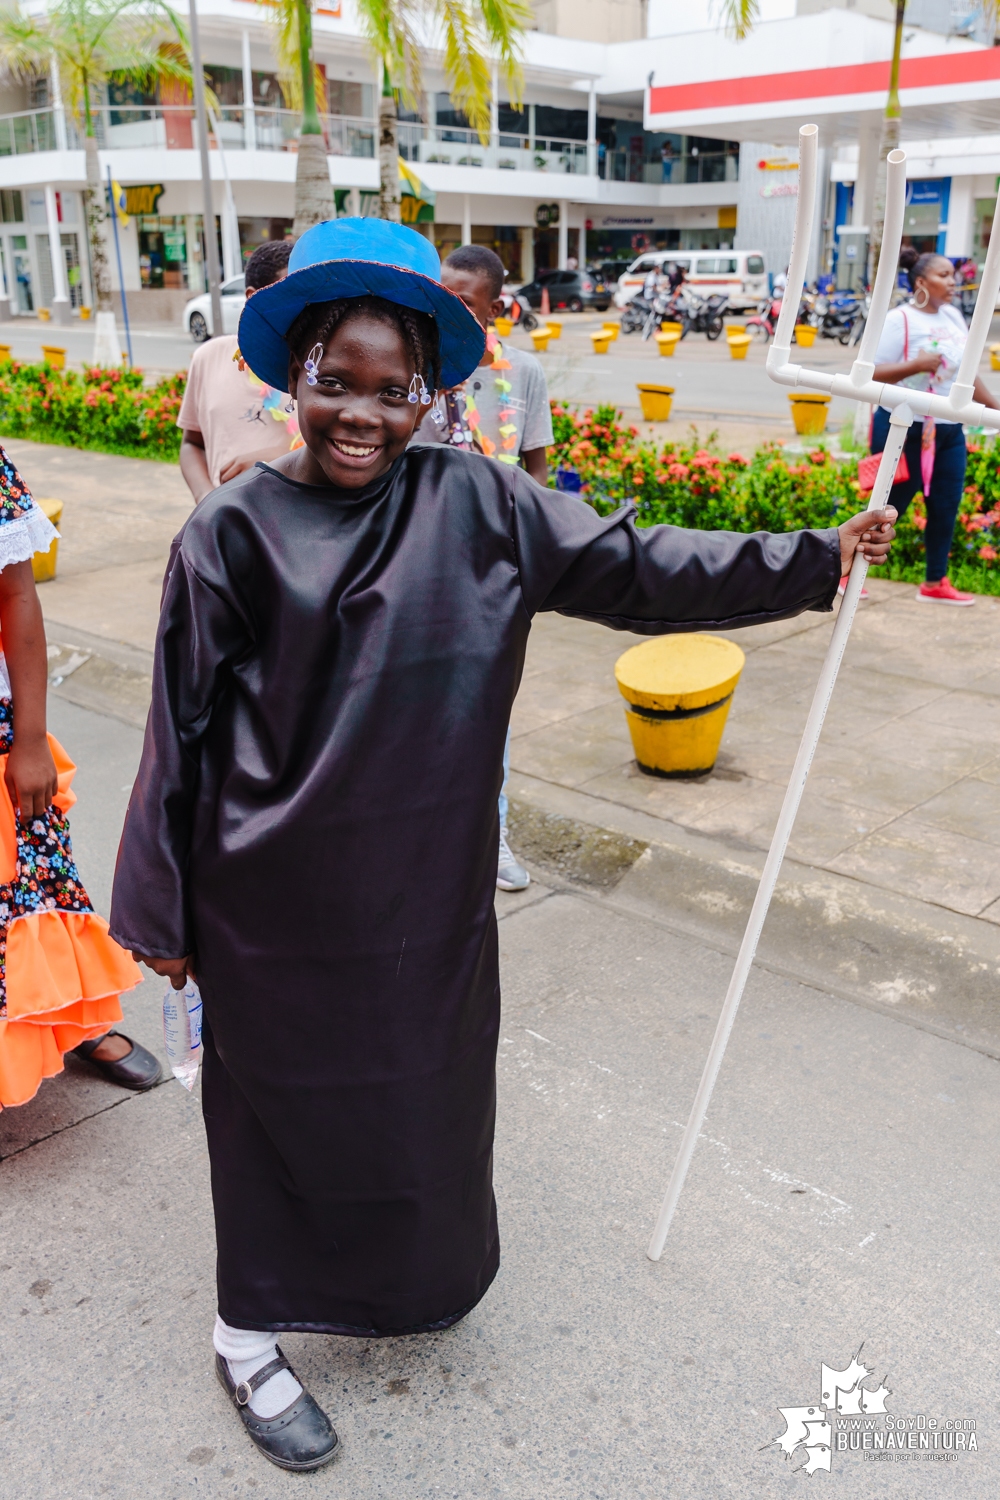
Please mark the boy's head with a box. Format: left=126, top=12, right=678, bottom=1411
left=245, top=238, right=293, bottom=292
left=440, top=245, right=506, bottom=329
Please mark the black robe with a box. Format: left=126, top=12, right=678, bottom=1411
left=109, top=447, right=840, bottom=1336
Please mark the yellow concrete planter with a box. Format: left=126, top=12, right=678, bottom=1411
left=546, top=320, right=563, bottom=339
left=991, top=342, right=1000, bottom=372
left=32, top=498, right=62, bottom=584
left=615, top=634, right=745, bottom=777
left=660, top=321, right=683, bottom=336
left=79, top=307, right=92, bottom=321
left=38, top=308, right=50, bottom=322
left=724, top=322, right=746, bottom=335
left=531, top=329, right=551, bottom=352
left=655, top=331, right=680, bottom=357
left=590, top=331, right=612, bottom=353
left=41, top=345, right=67, bottom=370
left=601, top=321, right=619, bottom=340
left=794, top=323, right=818, bottom=347
left=789, top=392, right=831, bottom=435
left=636, top=383, right=675, bottom=421
left=0, top=344, right=11, bottom=364
left=494, top=316, right=513, bottom=336
left=727, top=334, right=752, bottom=360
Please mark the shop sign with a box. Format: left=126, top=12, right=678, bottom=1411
left=759, top=182, right=798, bottom=199
left=535, top=202, right=560, bottom=228
left=123, top=184, right=165, bottom=216
left=757, top=157, right=797, bottom=171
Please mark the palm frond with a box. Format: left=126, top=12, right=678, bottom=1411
left=714, top=0, right=759, bottom=40
left=435, top=0, right=493, bottom=136
left=476, top=0, right=529, bottom=105
left=353, top=0, right=423, bottom=109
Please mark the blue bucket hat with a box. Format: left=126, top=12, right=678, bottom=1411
left=237, top=218, right=486, bottom=392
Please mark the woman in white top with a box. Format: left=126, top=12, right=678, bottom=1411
left=871, top=247, right=1000, bottom=605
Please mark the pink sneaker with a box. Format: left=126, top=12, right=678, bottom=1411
left=837, top=575, right=868, bottom=599
left=917, top=578, right=974, bottom=606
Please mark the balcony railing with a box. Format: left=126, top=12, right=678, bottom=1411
left=398, top=122, right=590, bottom=175
left=0, top=105, right=741, bottom=188
left=0, top=108, right=59, bottom=156
left=599, top=148, right=739, bottom=184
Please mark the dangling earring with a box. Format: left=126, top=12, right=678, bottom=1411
left=431, top=404, right=445, bottom=426
left=419, top=377, right=432, bottom=406
left=303, top=343, right=324, bottom=385
left=913, top=284, right=929, bottom=309
left=285, top=397, right=295, bottom=413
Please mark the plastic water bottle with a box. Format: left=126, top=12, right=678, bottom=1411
left=162, top=979, right=203, bottom=1090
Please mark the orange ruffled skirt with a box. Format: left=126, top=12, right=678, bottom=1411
left=0, top=734, right=141, bottom=1109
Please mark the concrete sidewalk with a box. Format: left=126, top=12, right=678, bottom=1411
left=2, top=440, right=1000, bottom=1495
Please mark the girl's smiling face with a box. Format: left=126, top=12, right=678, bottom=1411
left=285, top=313, right=430, bottom=489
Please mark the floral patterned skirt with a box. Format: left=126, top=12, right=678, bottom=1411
left=0, top=700, right=142, bottom=1109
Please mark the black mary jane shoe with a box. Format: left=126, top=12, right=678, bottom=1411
left=70, top=1031, right=162, bottom=1091
left=215, top=1350, right=341, bottom=1472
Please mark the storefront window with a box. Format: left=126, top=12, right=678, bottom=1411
left=138, top=214, right=191, bottom=289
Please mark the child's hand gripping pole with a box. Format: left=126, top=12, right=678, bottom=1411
left=646, top=427, right=907, bottom=1261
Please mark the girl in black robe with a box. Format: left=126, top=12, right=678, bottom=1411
left=109, top=218, right=895, bottom=1473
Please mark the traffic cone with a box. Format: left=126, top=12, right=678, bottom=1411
left=541, top=285, right=550, bottom=318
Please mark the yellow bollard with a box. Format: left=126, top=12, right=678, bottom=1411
left=636, top=383, right=674, bottom=421
left=794, top=323, right=818, bottom=347
left=591, top=330, right=612, bottom=353
left=494, top=317, right=513, bottom=336
left=788, top=392, right=831, bottom=435
left=0, top=344, right=11, bottom=364
left=615, top=634, right=745, bottom=777
left=727, top=333, right=752, bottom=360
left=31, top=498, right=62, bottom=583
left=531, top=329, right=551, bottom=353
left=601, top=321, right=620, bottom=341
left=660, top=321, right=683, bottom=336
left=655, top=331, right=680, bottom=357
left=41, top=345, right=67, bottom=370
left=991, top=342, right=1000, bottom=372
left=79, top=307, right=92, bottom=321
left=38, top=308, right=50, bottom=323
left=546, top=320, right=563, bottom=340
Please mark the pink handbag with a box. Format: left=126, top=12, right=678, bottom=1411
left=858, top=449, right=909, bottom=494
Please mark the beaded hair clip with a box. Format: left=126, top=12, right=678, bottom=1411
left=303, top=343, right=324, bottom=385
left=408, top=373, right=433, bottom=406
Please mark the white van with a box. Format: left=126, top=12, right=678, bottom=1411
left=614, top=250, right=767, bottom=312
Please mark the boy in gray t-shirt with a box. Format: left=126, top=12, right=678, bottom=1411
left=415, top=245, right=554, bottom=888
left=415, top=248, right=553, bottom=483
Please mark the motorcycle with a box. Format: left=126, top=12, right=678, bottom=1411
left=746, top=296, right=781, bottom=341
left=498, top=289, right=538, bottom=332
left=620, top=293, right=654, bottom=334
left=812, top=288, right=863, bottom=344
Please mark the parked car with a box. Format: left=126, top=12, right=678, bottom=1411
left=517, top=268, right=611, bottom=312
left=183, top=274, right=246, bottom=341
left=613, top=250, right=767, bottom=312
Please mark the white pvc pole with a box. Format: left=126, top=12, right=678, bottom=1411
left=648, top=120, right=1000, bottom=1260
left=646, top=411, right=908, bottom=1260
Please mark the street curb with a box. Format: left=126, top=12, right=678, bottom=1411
left=509, top=770, right=1000, bottom=1061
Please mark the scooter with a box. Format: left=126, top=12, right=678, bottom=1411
left=621, top=293, right=654, bottom=334
left=499, top=289, right=538, bottom=332
left=677, top=290, right=728, bottom=340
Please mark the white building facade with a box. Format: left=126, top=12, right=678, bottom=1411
left=1, top=0, right=999, bottom=321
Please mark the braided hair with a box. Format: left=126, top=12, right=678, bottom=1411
left=286, top=296, right=441, bottom=390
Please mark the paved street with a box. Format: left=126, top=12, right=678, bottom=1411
left=0, top=441, right=999, bottom=1495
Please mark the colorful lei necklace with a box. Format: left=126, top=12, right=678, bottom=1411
left=446, top=330, right=520, bottom=464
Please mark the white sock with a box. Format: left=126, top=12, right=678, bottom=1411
left=213, top=1315, right=303, bottom=1419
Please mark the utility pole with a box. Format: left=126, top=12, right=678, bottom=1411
left=188, top=0, right=223, bottom=335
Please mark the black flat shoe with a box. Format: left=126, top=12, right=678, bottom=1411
left=215, top=1350, right=341, bottom=1472
left=70, top=1031, right=162, bottom=1091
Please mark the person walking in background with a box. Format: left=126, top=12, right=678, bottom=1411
left=870, top=246, right=1000, bottom=605
left=178, top=240, right=296, bottom=503
left=415, top=244, right=554, bottom=893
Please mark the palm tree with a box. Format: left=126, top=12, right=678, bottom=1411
left=867, top=0, right=907, bottom=286
left=0, top=0, right=192, bottom=311
left=265, top=0, right=333, bottom=236
left=354, top=0, right=531, bottom=223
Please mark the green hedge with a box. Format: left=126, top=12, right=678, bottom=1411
left=551, top=402, right=1000, bottom=596
left=0, top=361, right=184, bottom=461
left=4, top=369, right=1000, bottom=595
